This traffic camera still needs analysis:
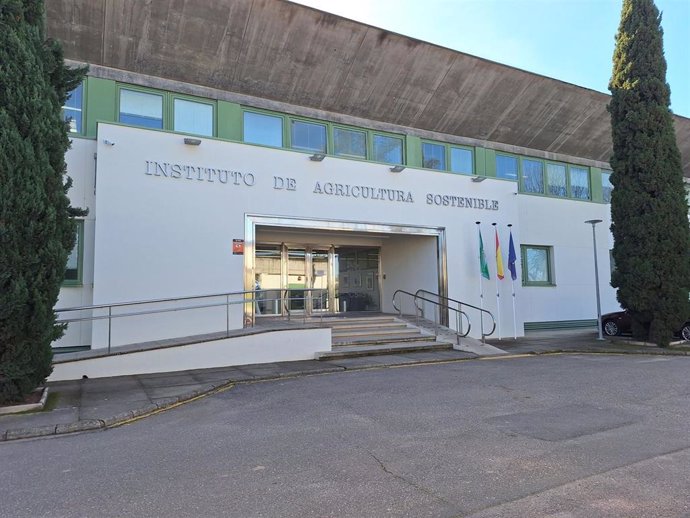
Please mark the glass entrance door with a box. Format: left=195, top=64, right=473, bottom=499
left=287, top=248, right=306, bottom=313
left=335, top=247, right=380, bottom=312
left=310, top=249, right=330, bottom=313
left=254, top=244, right=380, bottom=317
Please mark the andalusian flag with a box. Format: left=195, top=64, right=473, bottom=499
left=479, top=228, right=490, bottom=280
left=495, top=229, right=505, bottom=280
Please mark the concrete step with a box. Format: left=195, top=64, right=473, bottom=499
left=332, top=333, right=437, bottom=347
left=328, top=322, right=410, bottom=332
left=316, top=340, right=453, bottom=360
left=319, top=316, right=398, bottom=325
left=331, top=327, right=419, bottom=338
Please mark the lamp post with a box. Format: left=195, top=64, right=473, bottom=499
left=585, top=219, right=604, bottom=340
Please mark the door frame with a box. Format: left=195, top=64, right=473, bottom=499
left=244, top=215, right=447, bottom=326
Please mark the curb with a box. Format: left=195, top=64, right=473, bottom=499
left=0, top=387, right=50, bottom=416
left=2, top=349, right=688, bottom=442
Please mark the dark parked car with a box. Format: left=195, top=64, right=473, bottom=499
left=601, top=310, right=690, bottom=340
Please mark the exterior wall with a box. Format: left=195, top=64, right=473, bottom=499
left=49, top=328, right=331, bottom=381
left=64, top=122, right=618, bottom=348
left=517, top=195, right=617, bottom=325
left=54, top=137, right=97, bottom=348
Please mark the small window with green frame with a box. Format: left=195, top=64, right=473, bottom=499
left=333, top=126, right=367, bottom=158
left=291, top=119, right=327, bottom=153
left=119, top=88, right=164, bottom=129
left=496, top=154, right=518, bottom=181
left=521, top=244, right=554, bottom=286
left=450, top=146, right=473, bottom=175
left=64, top=220, right=84, bottom=286
left=601, top=170, right=613, bottom=203
left=422, top=142, right=446, bottom=170
left=372, top=133, right=404, bottom=165
left=243, top=111, right=284, bottom=148
left=63, top=82, right=84, bottom=134
left=522, top=159, right=544, bottom=194
left=569, top=166, right=590, bottom=200
left=173, top=97, right=214, bottom=137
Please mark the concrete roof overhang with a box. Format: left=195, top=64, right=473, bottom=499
left=46, top=0, right=690, bottom=175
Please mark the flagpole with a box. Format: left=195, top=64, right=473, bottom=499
left=476, top=222, right=485, bottom=340
left=508, top=224, right=517, bottom=339
left=492, top=223, right=502, bottom=340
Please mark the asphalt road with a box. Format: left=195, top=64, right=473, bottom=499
left=1, top=354, right=689, bottom=517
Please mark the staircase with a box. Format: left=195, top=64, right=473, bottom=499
left=315, top=315, right=453, bottom=360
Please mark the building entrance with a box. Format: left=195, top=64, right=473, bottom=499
left=254, top=244, right=380, bottom=317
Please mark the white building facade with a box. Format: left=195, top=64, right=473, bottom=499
left=47, top=1, right=649, bottom=353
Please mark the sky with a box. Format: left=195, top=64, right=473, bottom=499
left=291, top=0, right=690, bottom=118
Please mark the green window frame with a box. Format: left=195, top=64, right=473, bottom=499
left=521, top=244, right=555, bottom=286
left=172, top=96, right=215, bottom=137
left=522, top=159, right=544, bottom=194
left=602, top=170, right=613, bottom=203
left=496, top=154, right=519, bottom=181
left=422, top=141, right=446, bottom=170
left=118, top=87, right=164, bottom=129
left=449, top=146, right=473, bottom=175
left=290, top=119, right=327, bottom=153
left=569, top=165, right=591, bottom=200
left=372, top=133, right=404, bottom=165
left=242, top=110, right=285, bottom=148
left=333, top=126, right=367, bottom=158
left=63, top=82, right=84, bottom=134
left=545, top=162, right=567, bottom=197
left=63, top=220, right=84, bottom=286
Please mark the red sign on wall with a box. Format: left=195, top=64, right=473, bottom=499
left=232, top=239, right=244, bottom=255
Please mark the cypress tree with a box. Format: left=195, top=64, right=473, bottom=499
left=608, top=0, right=690, bottom=346
left=0, top=0, right=86, bottom=403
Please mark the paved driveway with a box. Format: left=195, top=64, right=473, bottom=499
left=1, top=354, right=689, bottom=517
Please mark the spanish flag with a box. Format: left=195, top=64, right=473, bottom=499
left=495, top=229, right=505, bottom=280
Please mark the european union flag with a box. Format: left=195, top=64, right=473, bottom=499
left=508, top=230, right=517, bottom=281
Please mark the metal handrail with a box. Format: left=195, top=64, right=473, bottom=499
left=392, top=289, right=471, bottom=345
left=415, top=289, right=496, bottom=344
left=55, top=288, right=330, bottom=353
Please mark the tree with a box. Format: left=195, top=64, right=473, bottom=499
left=0, top=0, right=86, bottom=403
left=608, top=0, right=690, bottom=346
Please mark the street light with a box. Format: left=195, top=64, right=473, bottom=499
left=585, top=219, right=605, bottom=340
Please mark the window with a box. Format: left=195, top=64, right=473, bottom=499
left=291, top=120, right=326, bottom=153
left=496, top=155, right=518, bottom=181
left=602, top=170, right=613, bottom=203
left=63, top=83, right=83, bottom=133
left=422, top=142, right=446, bottom=170
left=243, top=112, right=283, bottom=147
left=64, top=221, right=84, bottom=285
left=119, top=89, right=163, bottom=129
left=450, top=147, right=473, bottom=175
left=522, top=159, right=544, bottom=193
left=546, top=163, right=567, bottom=197
left=570, top=166, right=590, bottom=199
left=333, top=127, right=366, bottom=158
left=372, top=134, right=403, bottom=164
left=521, top=245, right=554, bottom=286
left=173, top=98, right=213, bottom=136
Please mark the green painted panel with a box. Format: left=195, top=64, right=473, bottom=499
left=524, top=319, right=597, bottom=331
left=218, top=101, right=242, bottom=141
left=590, top=167, right=603, bottom=203
left=405, top=135, right=422, bottom=168
left=483, top=148, right=496, bottom=177
left=85, top=77, right=117, bottom=137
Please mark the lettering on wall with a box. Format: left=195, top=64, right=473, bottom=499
left=145, top=161, right=255, bottom=186
left=313, top=182, right=414, bottom=203
left=143, top=161, right=501, bottom=211
left=426, top=193, right=499, bottom=210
